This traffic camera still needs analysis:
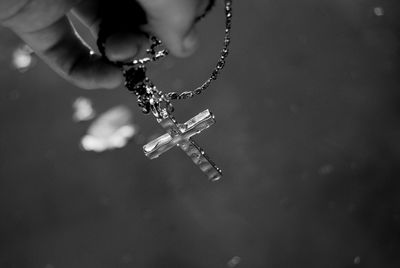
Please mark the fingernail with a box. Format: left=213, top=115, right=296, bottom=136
left=182, top=30, right=199, bottom=54
left=105, top=33, right=140, bottom=62
left=107, top=44, right=139, bottom=62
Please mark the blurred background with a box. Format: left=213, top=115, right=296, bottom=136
left=1, top=0, right=400, bottom=267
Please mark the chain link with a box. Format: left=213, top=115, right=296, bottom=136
left=165, top=0, right=233, bottom=101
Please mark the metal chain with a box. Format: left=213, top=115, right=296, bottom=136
left=97, top=0, right=233, bottom=117
left=165, top=0, right=233, bottom=101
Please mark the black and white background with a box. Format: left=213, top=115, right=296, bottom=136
left=1, top=0, right=400, bottom=267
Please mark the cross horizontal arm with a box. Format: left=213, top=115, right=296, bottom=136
left=143, top=110, right=216, bottom=159
left=143, top=133, right=173, bottom=159
left=143, top=109, right=221, bottom=180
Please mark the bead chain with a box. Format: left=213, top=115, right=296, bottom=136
left=165, top=0, right=232, bottom=101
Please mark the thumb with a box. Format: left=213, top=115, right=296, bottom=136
left=137, top=0, right=207, bottom=57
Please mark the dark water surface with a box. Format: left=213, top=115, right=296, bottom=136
left=1, top=0, right=400, bottom=267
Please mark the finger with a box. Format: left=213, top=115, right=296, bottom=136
left=103, top=32, right=148, bottom=62
left=72, top=0, right=147, bottom=62
left=71, top=0, right=100, bottom=37
left=137, top=0, right=208, bottom=57
left=16, top=16, right=123, bottom=89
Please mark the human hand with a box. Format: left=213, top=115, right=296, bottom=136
left=0, top=0, right=211, bottom=89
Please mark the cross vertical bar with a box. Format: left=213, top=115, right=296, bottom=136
left=143, top=110, right=222, bottom=181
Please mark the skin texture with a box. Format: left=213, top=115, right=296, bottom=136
left=0, top=0, right=208, bottom=89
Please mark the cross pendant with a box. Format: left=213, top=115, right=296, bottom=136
left=143, top=109, right=222, bottom=181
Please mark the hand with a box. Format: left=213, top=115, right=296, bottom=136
left=0, top=0, right=210, bottom=89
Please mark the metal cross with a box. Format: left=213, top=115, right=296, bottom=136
left=143, top=109, right=222, bottom=181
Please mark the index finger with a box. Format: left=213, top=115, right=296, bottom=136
left=137, top=0, right=208, bottom=57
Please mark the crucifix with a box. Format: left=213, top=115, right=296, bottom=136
left=97, top=0, right=233, bottom=181
left=143, top=109, right=222, bottom=181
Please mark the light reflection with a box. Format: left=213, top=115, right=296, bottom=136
left=227, top=256, right=241, bottom=268
left=72, top=97, right=96, bottom=122
left=12, top=44, right=35, bottom=72
left=373, top=7, right=384, bottom=17
left=354, top=256, right=361, bottom=265
left=80, top=105, right=137, bottom=152
left=318, top=164, right=334, bottom=175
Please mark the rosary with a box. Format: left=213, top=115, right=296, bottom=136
left=97, top=0, right=233, bottom=181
